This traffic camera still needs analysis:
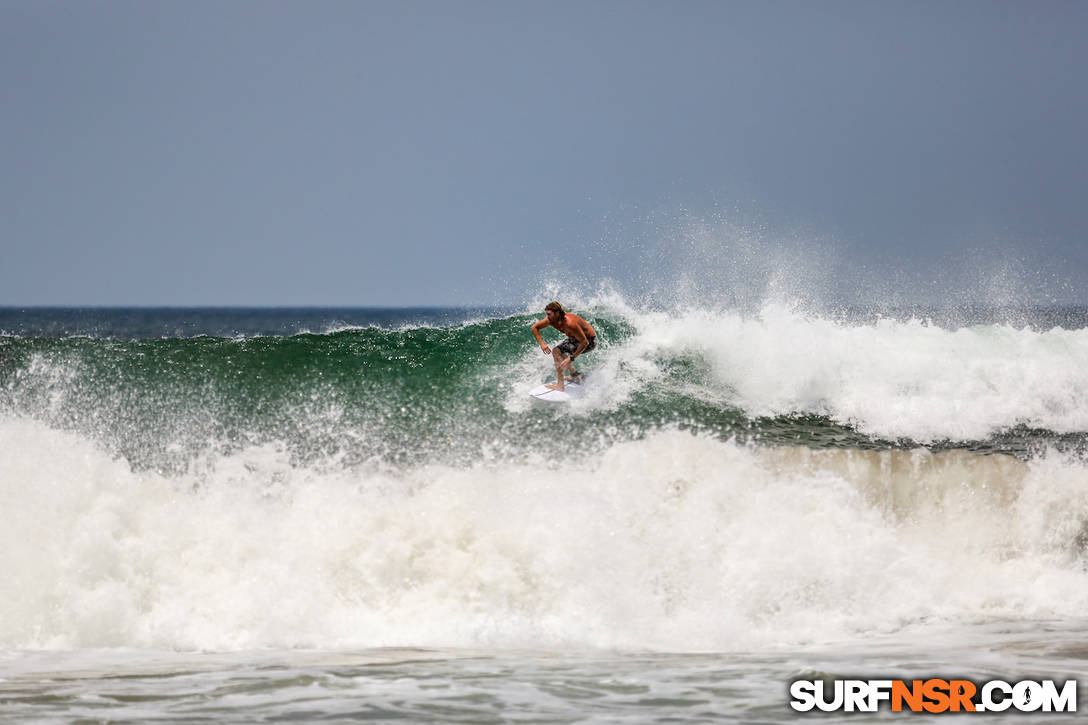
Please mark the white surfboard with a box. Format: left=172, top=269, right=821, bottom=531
left=529, top=380, right=586, bottom=403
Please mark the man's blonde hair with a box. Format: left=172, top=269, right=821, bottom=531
left=544, top=301, right=565, bottom=316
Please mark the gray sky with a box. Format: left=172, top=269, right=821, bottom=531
left=3, top=0, right=1086, bottom=306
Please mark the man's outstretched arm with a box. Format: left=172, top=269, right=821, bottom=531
left=531, top=319, right=551, bottom=353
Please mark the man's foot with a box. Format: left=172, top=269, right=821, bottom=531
left=569, top=372, right=584, bottom=384
left=546, top=382, right=565, bottom=391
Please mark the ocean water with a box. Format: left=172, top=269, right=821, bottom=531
left=1, top=302, right=1087, bottom=722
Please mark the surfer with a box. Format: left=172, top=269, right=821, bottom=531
left=531, top=301, right=597, bottom=391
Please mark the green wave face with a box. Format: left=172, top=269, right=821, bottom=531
left=0, top=315, right=619, bottom=468
left=2, top=309, right=1085, bottom=471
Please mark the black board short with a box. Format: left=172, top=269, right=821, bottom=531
left=556, top=335, right=596, bottom=359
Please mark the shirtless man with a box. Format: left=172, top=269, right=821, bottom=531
left=531, top=301, right=597, bottom=391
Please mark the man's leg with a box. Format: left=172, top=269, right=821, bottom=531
left=550, top=347, right=568, bottom=390
left=566, top=357, right=579, bottom=380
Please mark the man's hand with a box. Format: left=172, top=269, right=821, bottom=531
left=541, top=344, right=550, bottom=355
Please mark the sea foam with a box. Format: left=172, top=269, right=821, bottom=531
left=590, top=301, right=1088, bottom=442
left=3, top=419, right=1086, bottom=652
